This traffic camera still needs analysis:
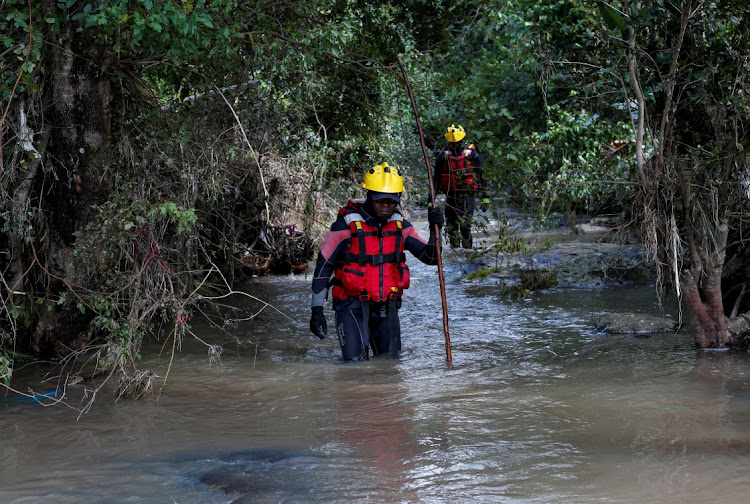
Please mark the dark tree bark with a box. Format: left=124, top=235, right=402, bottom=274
left=21, top=4, right=115, bottom=354
left=680, top=224, right=732, bottom=349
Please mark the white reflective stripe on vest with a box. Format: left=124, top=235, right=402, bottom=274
left=344, top=213, right=364, bottom=225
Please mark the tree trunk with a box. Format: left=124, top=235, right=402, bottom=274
left=23, top=6, right=115, bottom=355
left=681, top=271, right=732, bottom=349
left=679, top=222, right=735, bottom=349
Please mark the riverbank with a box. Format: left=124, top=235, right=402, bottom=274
left=432, top=209, right=674, bottom=335
left=429, top=208, right=656, bottom=290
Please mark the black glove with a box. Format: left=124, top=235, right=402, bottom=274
left=309, top=306, right=327, bottom=339
left=428, top=207, right=445, bottom=228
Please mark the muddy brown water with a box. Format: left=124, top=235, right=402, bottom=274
left=3, top=222, right=750, bottom=503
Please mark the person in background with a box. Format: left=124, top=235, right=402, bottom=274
left=309, top=162, right=445, bottom=360
left=433, top=124, right=488, bottom=249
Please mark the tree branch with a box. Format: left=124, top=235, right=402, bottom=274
left=627, top=29, right=648, bottom=189
left=653, top=0, right=692, bottom=182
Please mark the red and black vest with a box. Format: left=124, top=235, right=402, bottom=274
left=439, top=144, right=479, bottom=192
left=331, top=205, right=410, bottom=302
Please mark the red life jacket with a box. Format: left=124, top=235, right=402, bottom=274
left=331, top=204, right=410, bottom=302
left=439, top=144, right=479, bottom=192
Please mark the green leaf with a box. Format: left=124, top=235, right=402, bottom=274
left=598, top=3, right=627, bottom=38
left=197, top=15, right=214, bottom=28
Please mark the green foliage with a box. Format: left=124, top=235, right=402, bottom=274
left=465, top=265, right=557, bottom=297
left=402, top=0, right=638, bottom=216
left=598, top=2, right=627, bottom=38
left=153, top=202, right=197, bottom=234
left=0, top=0, right=44, bottom=100
left=518, top=267, right=557, bottom=292
left=491, top=236, right=531, bottom=255
left=465, top=266, right=502, bottom=282
left=87, top=0, right=251, bottom=91
left=505, top=105, right=637, bottom=214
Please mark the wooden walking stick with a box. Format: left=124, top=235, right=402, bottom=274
left=397, top=56, right=452, bottom=363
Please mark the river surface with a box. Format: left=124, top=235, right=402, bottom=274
left=3, top=222, right=750, bottom=503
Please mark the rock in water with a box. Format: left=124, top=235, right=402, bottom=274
left=595, top=313, right=677, bottom=335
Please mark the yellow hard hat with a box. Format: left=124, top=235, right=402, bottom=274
left=445, top=124, right=466, bottom=143
left=362, top=162, right=404, bottom=194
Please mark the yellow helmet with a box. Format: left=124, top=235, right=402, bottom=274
left=362, top=162, right=404, bottom=194
left=445, top=124, right=466, bottom=143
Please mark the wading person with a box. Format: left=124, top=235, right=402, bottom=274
left=309, top=162, right=444, bottom=360
left=433, top=124, right=488, bottom=249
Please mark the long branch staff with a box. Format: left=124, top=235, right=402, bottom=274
left=397, top=56, right=452, bottom=363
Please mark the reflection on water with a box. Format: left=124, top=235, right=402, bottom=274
left=3, top=236, right=750, bottom=503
